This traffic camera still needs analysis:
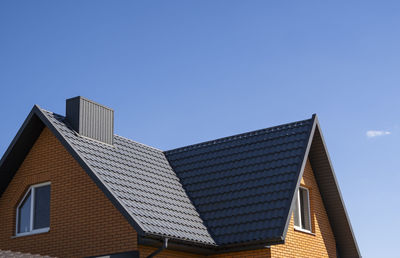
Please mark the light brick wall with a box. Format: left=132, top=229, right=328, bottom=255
left=139, top=245, right=205, bottom=258
left=269, top=159, right=336, bottom=258
left=139, top=246, right=272, bottom=258
left=208, top=248, right=271, bottom=258
left=0, top=127, right=138, bottom=258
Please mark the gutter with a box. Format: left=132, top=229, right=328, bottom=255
left=139, top=235, right=276, bottom=256
left=146, top=238, right=168, bottom=258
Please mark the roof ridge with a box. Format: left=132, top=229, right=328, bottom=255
left=37, top=106, right=54, bottom=114
left=113, top=134, right=164, bottom=152
left=37, top=106, right=163, bottom=153
left=165, top=117, right=313, bottom=154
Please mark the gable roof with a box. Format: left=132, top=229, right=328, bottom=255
left=165, top=118, right=314, bottom=246
left=0, top=105, right=360, bottom=257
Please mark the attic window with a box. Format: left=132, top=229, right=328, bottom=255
left=293, top=186, right=312, bottom=232
left=16, top=182, right=50, bottom=236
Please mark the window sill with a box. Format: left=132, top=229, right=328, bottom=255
left=12, top=228, right=50, bottom=238
left=294, top=227, right=315, bottom=236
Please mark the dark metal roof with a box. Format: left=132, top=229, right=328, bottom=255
left=40, top=108, right=215, bottom=246
left=165, top=118, right=314, bottom=246
left=0, top=105, right=360, bottom=257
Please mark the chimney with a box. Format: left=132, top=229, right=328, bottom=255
left=66, top=96, right=114, bottom=145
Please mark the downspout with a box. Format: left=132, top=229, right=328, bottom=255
left=146, top=238, right=169, bottom=258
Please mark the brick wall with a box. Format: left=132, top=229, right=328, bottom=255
left=269, top=159, right=336, bottom=258
left=139, top=245, right=206, bottom=258
left=0, top=127, right=138, bottom=258
left=139, top=246, right=272, bottom=258
left=208, top=248, right=271, bottom=258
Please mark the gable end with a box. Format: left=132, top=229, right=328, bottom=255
left=0, top=106, right=145, bottom=237
left=308, top=123, right=361, bottom=257
left=0, top=108, right=45, bottom=198
left=282, top=116, right=360, bottom=258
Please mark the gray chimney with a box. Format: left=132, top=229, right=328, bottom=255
left=66, top=96, right=114, bottom=145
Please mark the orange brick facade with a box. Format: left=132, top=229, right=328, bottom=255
left=139, top=245, right=205, bottom=258
left=0, top=126, right=336, bottom=258
left=138, top=246, right=273, bottom=258
left=0, top=127, right=137, bottom=258
left=269, top=159, right=336, bottom=258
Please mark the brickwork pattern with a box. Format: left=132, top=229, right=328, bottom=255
left=138, top=246, right=272, bottom=258
left=0, top=127, right=137, bottom=258
left=139, top=246, right=272, bottom=258
left=269, top=159, right=336, bottom=258
left=139, top=245, right=206, bottom=258
left=208, top=248, right=271, bottom=258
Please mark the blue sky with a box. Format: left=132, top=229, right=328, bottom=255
left=1, top=1, right=399, bottom=257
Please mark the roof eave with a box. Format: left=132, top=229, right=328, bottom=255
left=139, top=234, right=283, bottom=255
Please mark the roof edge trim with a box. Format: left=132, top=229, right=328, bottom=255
left=310, top=119, right=361, bottom=257
left=281, top=114, right=317, bottom=239
left=165, top=117, right=314, bottom=154
left=32, top=106, right=147, bottom=236
left=0, top=106, right=37, bottom=171
left=0, top=106, right=46, bottom=198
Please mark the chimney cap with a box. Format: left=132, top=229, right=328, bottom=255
left=66, top=96, right=114, bottom=112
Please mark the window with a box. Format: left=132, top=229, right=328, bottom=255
left=293, top=186, right=311, bottom=232
left=16, top=182, right=50, bottom=236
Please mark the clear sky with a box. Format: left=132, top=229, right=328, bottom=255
left=1, top=1, right=399, bottom=257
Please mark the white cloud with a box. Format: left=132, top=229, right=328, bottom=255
left=366, top=130, right=391, bottom=138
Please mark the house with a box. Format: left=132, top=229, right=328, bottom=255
left=0, top=97, right=360, bottom=258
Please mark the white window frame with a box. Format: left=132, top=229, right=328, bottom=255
left=294, top=186, right=312, bottom=233
left=15, top=182, right=51, bottom=237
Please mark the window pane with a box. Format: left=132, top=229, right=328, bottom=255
left=18, top=191, right=31, bottom=233
left=293, top=192, right=300, bottom=227
left=33, top=185, right=50, bottom=229
left=300, top=188, right=311, bottom=230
